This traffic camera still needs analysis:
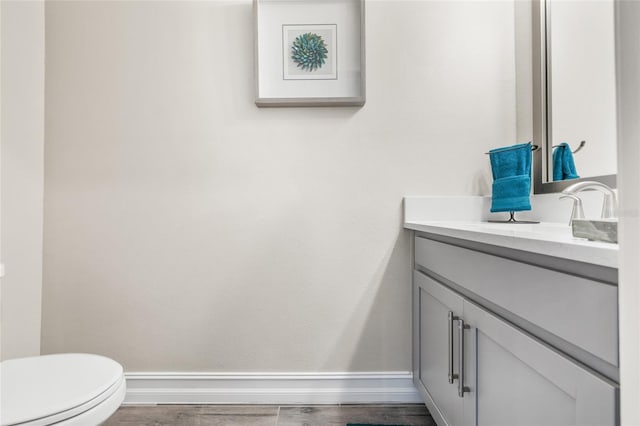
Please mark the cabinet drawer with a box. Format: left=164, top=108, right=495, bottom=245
left=415, top=236, right=618, bottom=366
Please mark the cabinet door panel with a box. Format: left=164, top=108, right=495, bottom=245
left=413, top=270, right=464, bottom=426
left=463, top=301, right=618, bottom=426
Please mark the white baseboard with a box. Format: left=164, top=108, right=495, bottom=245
left=123, top=371, right=422, bottom=405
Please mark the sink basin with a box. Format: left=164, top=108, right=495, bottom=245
left=571, top=219, right=618, bottom=243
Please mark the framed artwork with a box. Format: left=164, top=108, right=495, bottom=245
left=254, top=0, right=365, bottom=107
left=282, top=24, right=337, bottom=80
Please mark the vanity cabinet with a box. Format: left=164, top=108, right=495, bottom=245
left=413, top=235, right=619, bottom=426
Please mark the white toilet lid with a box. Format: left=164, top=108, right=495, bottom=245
left=0, top=353, right=124, bottom=426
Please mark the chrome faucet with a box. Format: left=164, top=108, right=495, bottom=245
left=560, top=181, right=617, bottom=219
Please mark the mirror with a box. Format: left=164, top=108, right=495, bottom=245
left=532, top=0, right=617, bottom=193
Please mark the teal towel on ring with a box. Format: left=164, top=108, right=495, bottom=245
left=489, top=142, right=532, bottom=213
left=552, top=142, right=580, bottom=181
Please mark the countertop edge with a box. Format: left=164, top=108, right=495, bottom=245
left=404, top=221, right=618, bottom=269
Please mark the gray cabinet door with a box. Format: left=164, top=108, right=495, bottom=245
left=413, top=270, right=464, bottom=426
left=462, top=300, right=618, bottom=426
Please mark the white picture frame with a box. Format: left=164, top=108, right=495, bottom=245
left=254, top=0, right=365, bottom=107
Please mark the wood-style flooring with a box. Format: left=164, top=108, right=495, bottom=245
left=104, top=404, right=436, bottom=426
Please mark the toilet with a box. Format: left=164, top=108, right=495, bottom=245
left=0, top=353, right=126, bottom=426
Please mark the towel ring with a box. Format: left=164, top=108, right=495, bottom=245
left=552, top=140, right=586, bottom=154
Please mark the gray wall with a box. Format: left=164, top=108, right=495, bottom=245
left=41, top=0, right=517, bottom=372
left=0, top=0, right=45, bottom=361
left=616, top=0, right=640, bottom=423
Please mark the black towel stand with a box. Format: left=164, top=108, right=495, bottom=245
left=488, top=211, right=539, bottom=224
left=484, top=144, right=539, bottom=155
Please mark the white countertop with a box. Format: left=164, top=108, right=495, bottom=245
left=404, top=220, right=618, bottom=268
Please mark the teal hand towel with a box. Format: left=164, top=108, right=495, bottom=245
left=491, top=175, right=531, bottom=212
left=489, top=142, right=532, bottom=213
left=489, top=142, right=532, bottom=180
left=552, top=143, right=580, bottom=181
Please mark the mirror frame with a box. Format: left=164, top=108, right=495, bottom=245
left=532, top=0, right=617, bottom=194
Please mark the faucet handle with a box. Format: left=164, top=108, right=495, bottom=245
left=601, top=193, right=617, bottom=220
left=559, top=194, right=585, bottom=226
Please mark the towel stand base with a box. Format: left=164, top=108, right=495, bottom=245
left=488, top=211, right=540, bottom=224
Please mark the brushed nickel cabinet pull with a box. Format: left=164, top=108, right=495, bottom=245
left=448, top=311, right=458, bottom=384
left=458, top=318, right=469, bottom=397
